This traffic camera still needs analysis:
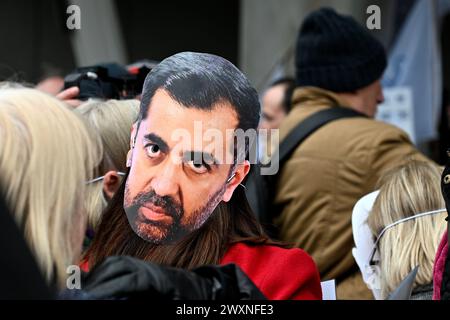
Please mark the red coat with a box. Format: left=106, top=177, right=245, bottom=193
left=80, top=242, right=322, bottom=300
left=433, top=231, right=447, bottom=300
left=220, top=242, right=322, bottom=300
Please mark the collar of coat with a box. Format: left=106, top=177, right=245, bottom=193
left=291, top=86, right=349, bottom=110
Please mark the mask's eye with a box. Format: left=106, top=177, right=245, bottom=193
left=186, top=160, right=210, bottom=174
left=145, top=143, right=161, bottom=158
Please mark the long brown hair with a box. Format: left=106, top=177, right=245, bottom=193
left=85, top=170, right=284, bottom=269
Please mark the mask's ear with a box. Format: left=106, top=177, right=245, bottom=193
left=127, top=123, right=138, bottom=168
left=222, top=161, right=250, bottom=202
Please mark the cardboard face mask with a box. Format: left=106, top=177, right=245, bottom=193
left=123, top=163, right=236, bottom=245
left=121, top=51, right=258, bottom=245
left=123, top=91, right=241, bottom=245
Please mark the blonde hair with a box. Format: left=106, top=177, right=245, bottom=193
left=75, top=99, right=139, bottom=229
left=367, top=160, right=446, bottom=298
left=0, top=81, right=28, bottom=89
left=0, top=88, right=100, bottom=287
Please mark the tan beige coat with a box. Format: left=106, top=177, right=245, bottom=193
left=273, top=87, right=430, bottom=299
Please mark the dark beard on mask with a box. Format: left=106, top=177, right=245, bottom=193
left=124, top=183, right=227, bottom=245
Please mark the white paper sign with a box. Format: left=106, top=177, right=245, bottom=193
left=320, top=279, right=337, bottom=300
left=376, top=87, right=415, bottom=143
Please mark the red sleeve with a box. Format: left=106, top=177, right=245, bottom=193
left=79, top=258, right=89, bottom=273
left=259, top=246, right=322, bottom=300
left=221, top=243, right=322, bottom=300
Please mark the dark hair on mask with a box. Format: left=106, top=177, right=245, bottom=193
left=85, top=169, right=287, bottom=271
left=138, top=52, right=261, bottom=133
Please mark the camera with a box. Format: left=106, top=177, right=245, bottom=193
left=63, top=61, right=156, bottom=101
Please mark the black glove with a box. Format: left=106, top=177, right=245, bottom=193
left=81, top=256, right=266, bottom=300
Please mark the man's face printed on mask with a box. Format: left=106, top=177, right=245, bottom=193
left=124, top=89, right=246, bottom=244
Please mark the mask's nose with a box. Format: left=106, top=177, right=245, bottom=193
left=150, top=163, right=180, bottom=199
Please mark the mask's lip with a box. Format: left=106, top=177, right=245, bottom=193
left=139, top=203, right=175, bottom=225
left=142, top=202, right=168, bottom=215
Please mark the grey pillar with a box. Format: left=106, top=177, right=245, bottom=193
left=239, top=0, right=394, bottom=92
left=67, top=0, right=128, bottom=67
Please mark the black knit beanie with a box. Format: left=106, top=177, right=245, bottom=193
left=295, top=7, right=387, bottom=92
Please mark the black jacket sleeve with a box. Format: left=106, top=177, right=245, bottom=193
left=0, top=191, right=54, bottom=299
left=81, top=256, right=266, bottom=300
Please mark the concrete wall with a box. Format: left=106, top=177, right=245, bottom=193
left=239, top=0, right=394, bottom=92
left=68, top=0, right=128, bottom=67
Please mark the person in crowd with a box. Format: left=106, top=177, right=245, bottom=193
left=0, top=87, right=268, bottom=300
left=56, top=86, right=83, bottom=107
left=432, top=151, right=450, bottom=300
left=0, top=184, right=266, bottom=300
left=270, top=7, right=430, bottom=299
left=432, top=230, right=448, bottom=300
left=84, top=51, right=322, bottom=300
left=258, top=77, right=295, bottom=162
left=367, top=160, right=446, bottom=299
left=36, top=76, right=64, bottom=96
left=0, top=183, right=54, bottom=299
left=75, top=99, right=139, bottom=244
left=0, top=87, right=100, bottom=289
left=353, top=160, right=446, bottom=299
left=259, top=77, right=295, bottom=131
